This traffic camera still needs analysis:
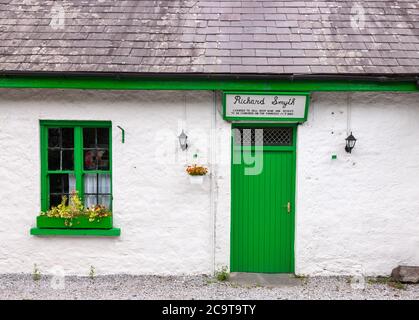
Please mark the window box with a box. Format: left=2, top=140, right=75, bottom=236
left=36, top=215, right=113, bottom=229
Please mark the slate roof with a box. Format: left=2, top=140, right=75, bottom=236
left=0, top=0, right=418, bottom=75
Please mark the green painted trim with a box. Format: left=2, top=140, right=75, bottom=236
left=232, top=123, right=299, bottom=128
left=36, top=215, right=113, bottom=229
left=74, top=126, right=83, bottom=203
left=40, top=120, right=112, bottom=127
left=117, top=126, right=125, bottom=144
left=290, top=126, right=297, bottom=273
left=39, top=120, right=113, bottom=224
left=40, top=125, right=48, bottom=211
left=30, top=227, right=121, bottom=237
left=109, top=125, right=113, bottom=211
left=223, top=91, right=310, bottom=122
left=46, top=170, right=75, bottom=174
left=81, top=170, right=111, bottom=175
left=0, top=75, right=418, bottom=92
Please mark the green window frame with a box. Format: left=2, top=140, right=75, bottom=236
left=31, top=120, right=120, bottom=237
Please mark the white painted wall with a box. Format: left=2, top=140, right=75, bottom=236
left=0, top=89, right=231, bottom=276
left=0, top=88, right=418, bottom=277
left=296, top=92, right=419, bottom=276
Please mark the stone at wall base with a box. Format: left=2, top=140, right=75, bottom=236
left=391, top=266, right=419, bottom=283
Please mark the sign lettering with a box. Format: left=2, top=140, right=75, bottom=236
left=224, top=93, right=309, bottom=121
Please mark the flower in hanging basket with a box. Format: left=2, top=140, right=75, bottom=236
left=186, top=164, right=208, bottom=176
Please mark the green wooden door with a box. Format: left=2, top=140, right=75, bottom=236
left=231, top=126, right=296, bottom=273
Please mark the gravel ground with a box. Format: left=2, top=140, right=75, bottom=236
left=0, top=274, right=418, bottom=300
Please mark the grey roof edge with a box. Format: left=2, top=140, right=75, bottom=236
left=0, top=71, right=418, bottom=82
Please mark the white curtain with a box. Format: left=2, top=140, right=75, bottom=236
left=69, top=174, right=76, bottom=193
left=84, top=174, right=111, bottom=208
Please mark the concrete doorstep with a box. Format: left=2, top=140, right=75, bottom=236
left=229, top=273, right=302, bottom=288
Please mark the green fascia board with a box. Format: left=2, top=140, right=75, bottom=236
left=30, top=227, right=121, bottom=237
left=0, top=75, right=418, bottom=92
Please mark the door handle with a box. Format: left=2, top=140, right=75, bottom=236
left=285, top=202, right=291, bottom=214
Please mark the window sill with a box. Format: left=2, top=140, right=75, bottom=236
left=30, top=227, right=121, bottom=237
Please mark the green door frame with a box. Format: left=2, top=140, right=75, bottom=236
left=230, top=123, right=297, bottom=273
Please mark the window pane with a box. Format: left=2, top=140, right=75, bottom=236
left=49, top=174, right=76, bottom=194
left=49, top=174, right=76, bottom=208
left=62, top=150, right=74, bottom=170
left=69, top=174, right=76, bottom=192
left=84, top=174, right=97, bottom=193
left=84, top=174, right=111, bottom=194
left=48, top=128, right=60, bottom=147
left=84, top=149, right=110, bottom=171
left=48, top=149, right=61, bottom=170
left=84, top=195, right=112, bottom=209
left=48, top=128, right=74, bottom=171
left=50, top=195, right=64, bottom=208
left=84, top=173, right=111, bottom=209
left=61, top=128, right=74, bottom=148
left=97, top=149, right=109, bottom=170
left=83, top=128, right=96, bottom=148
left=98, top=195, right=111, bottom=209
left=50, top=174, right=68, bottom=194
left=98, top=174, right=111, bottom=193
left=84, top=150, right=97, bottom=170
left=84, top=195, right=97, bottom=209
left=83, top=128, right=110, bottom=171
left=97, top=128, right=109, bottom=148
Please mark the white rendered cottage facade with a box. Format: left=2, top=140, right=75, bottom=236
left=0, top=0, right=419, bottom=277
left=0, top=84, right=418, bottom=276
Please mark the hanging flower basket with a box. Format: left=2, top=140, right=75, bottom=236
left=186, top=164, right=208, bottom=185
left=189, top=175, right=205, bottom=185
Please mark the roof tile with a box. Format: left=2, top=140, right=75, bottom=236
left=0, top=0, right=417, bottom=75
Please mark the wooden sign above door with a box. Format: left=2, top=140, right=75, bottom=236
left=223, top=91, right=310, bottom=122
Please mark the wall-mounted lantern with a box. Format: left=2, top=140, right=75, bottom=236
left=345, top=132, right=357, bottom=153
left=178, top=130, right=188, bottom=151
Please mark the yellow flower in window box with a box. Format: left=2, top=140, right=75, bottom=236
left=38, top=191, right=112, bottom=229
